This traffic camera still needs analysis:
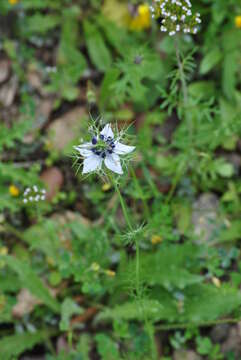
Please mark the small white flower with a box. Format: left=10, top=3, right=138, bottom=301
left=74, top=124, right=135, bottom=175
left=23, top=185, right=46, bottom=204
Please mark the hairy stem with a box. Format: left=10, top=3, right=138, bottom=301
left=111, top=176, right=157, bottom=357
left=113, top=180, right=133, bottom=231
left=156, top=317, right=241, bottom=331
left=174, top=37, right=193, bottom=143
left=175, top=37, right=188, bottom=106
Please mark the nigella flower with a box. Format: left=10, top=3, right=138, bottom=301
left=74, top=124, right=135, bottom=175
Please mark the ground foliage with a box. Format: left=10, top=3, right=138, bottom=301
left=0, top=0, right=241, bottom=359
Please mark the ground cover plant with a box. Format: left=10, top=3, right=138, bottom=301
left=0, top=0, right=241, bottom=359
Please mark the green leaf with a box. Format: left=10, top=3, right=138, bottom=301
left=22, top=13, right=60, bottom=36
left=97, top=15, right=130, bottom=56
left=219, top=221, right=241, bottom=243
left=100, top=284, right=241, bottom=325
left=0, top=121, right=33, bottom=151
left=217, top=162, right=234, bottom=178
left=179, top=285, right=241, bottom=323
left=83, top=20, right=112, bottom=71
left=98, top=299, right=171, bottom=323
left=222, top=51, right=238, bottom=100
left=173, top=201, right=191, bottom=234
left=100, top=68, right=121, bottom=108
left=95, top=334, right=120, bottom=360
left=4, top=256, right=60, bottom=313
left=60, top=298, right=83, bottom=331
left=200, top=48, right=222, bottom=75
left=118, top=244, right=203, bottom=291
left=0, top=331, right=50, bottom=360
left=188, top=81, right=216, bottom=100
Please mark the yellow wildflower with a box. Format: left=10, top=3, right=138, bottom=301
left=102, top=183, right=111, bottom=192
left=91, top=262, right=100, bottom=272
left=212, top=277, right=221, bottom=288
left=8, top=0, right=19, bottom=4
left=9, top=185, right=20, bottom=197
left=151, top=235, right=163, bottom=245
left=235, top=16, right=241, bottom=28
left=105, top=269, right=116, bottom=277
left=129, top=4, right=151, bottom=31
left=0, top=247, right=8, bottom=256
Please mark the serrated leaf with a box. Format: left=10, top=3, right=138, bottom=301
left=0, top=331, right=50, bottom=360
left=23, top=13, right=60, bottom=35
left=118, top=244, right=203, bottom=291
left=100, top=284, right=241, bottom=325
left=98, top=299, right=170, bottom=323
left=4, top=256, right=60, bottom=313
left=180, top=284, right=241, bottom=323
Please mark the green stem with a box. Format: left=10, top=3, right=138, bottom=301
left=175, top=37, right=188, bottom=106
left=111, top=176, right=157, bottom=358
left=156, top=317, right=241, bottom=331
left=145, top=320, right=158, bottom=360
left=174, top=37, right=193, bottom=143
left=135, top=238, right=140, bottom=298
left=112, top=178, right=140, bottom=296
left=130, top=166, right=150, bottom=221
left=113, top=180, right=133, bottom=231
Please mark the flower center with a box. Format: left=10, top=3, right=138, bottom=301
left=91, top=136, right=115, bottom=158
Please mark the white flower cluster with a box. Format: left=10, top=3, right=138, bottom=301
left=150, top=0, right=201, bottom=36
left=23, top=186, right=46, bottom=203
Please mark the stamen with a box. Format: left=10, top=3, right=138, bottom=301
left=92, top=136, right=97, bottom=145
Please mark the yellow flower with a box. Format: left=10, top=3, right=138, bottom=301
left=91, top=262, right=100, bottom=272
left=9, top=185, right=20, bottom=197
left=105, top=269, right=116, bottom=277
left=212, top=277, right=221, bottom=288
left=0, top=247, right=8, bottom=256
left=102, top=183, right=111, bottom=192
left=129, top=4, right=151, bottom=31
left=151, top=235, right=163, bottom=245
left=8, top=0, right=19, bottom=4
left=235, top=16, right=241, bottom=28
